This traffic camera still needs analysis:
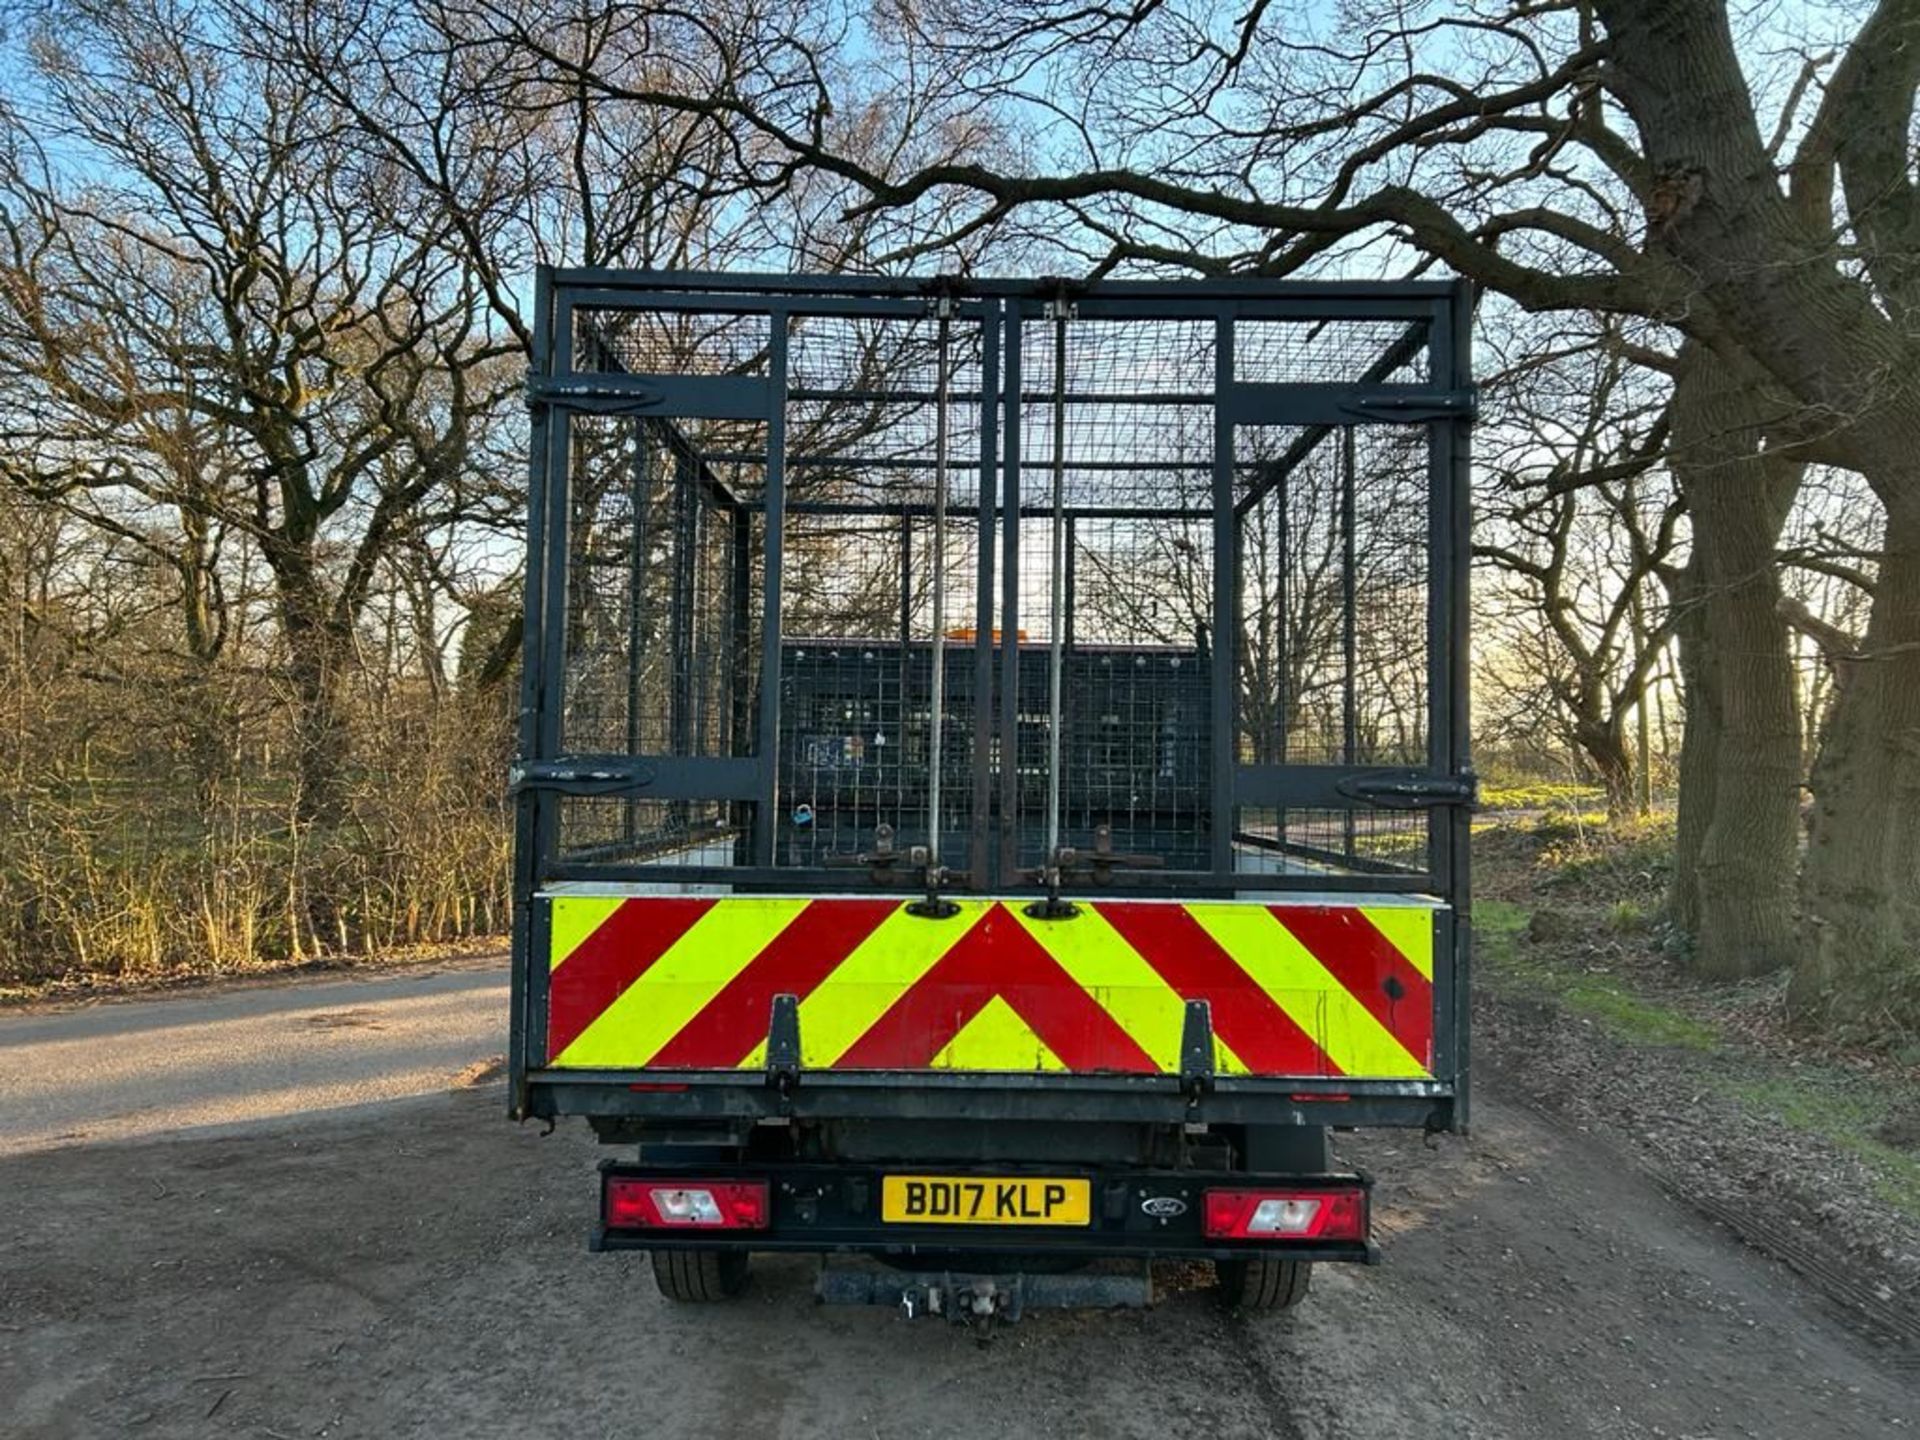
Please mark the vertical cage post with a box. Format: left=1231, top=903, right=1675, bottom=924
left=670, top=449, right=696, bottom=758
left=669, top=447, right=697, bottom=831
left=624, top=429, right=655, bottom=845
left=1427, top=291, right=1470, bottom=895
left=972, top=304, right=1001, bottom=883
left=752, top=316, right=789, bottom=866
left=926, top=300, right=953, bottom=866
left=729, top=504, right=753, bottom=850
left=999, top=309, right=1024, bottom=883
left=1045, top=293, right=1069, bottom=870
left=1342, top=423, right=1359, bottom=860
left=1209, top=315, right=1236, bottom=874
left=897, top=508, right=914, bottom=825
left=508, top=264, right=557, bottom=1110
left=1063, top=514, right=1077, bottom=653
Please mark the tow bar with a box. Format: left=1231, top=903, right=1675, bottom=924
left=816, top=1260, right=1153, bottom=1324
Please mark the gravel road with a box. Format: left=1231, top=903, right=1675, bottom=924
left=1, top=964, right=1913, bottom=1439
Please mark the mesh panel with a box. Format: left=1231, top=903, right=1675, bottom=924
left=776, top=313, right=989, bottom=871
left=1234, top=424, right=1428, bottom=767
left=573, top=308, right=769, bottom=376
left=1010, top=316, right=1218, bottom=871
left=541, top=291, right=1452, bottom=886
left=562, top=415, right=757, bottom=758
left=1236, top=320, right=1429, bottom=385
left=558, top=413, right=760, bottom=865
left=556, top=796, right=750, bottom=866
left=1234, top=806, right=1428, bottom=875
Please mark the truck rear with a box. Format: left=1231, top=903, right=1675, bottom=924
left=508, top=271, right=1474, bottom=1318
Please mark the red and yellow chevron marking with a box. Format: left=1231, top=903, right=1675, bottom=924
left=541, top=897, right=1436, bottom=1078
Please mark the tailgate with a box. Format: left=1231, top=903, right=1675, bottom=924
left=532, top=892, right=1440, bottom=1080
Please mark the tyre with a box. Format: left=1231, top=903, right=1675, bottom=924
left=1216, top=1256, right=1312, bottom=1311
left=650, top=1248, right=750, bottom=1302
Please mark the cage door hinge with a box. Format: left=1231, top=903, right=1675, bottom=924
left=507, top=759, right=653, bottom=796
left=1334, top=769, right=1479, bottom=810
left=523, top=376, right=666, bottom=414
left=1339, top=388, right=1478, bottom=423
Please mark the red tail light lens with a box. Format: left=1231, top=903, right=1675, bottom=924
left=1203, top=1186, right=1367, bottom=1241
left=605, top=1179, right=770, bottom=1230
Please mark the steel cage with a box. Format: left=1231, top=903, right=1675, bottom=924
left=509, top=270, right=1475, bottom=1131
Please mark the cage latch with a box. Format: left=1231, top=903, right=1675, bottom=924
left=906, top=852, right=964, bottom=920
left=1334, top=769, right=1479, bottom=810
left=1023, top=850, right=1081, bottom=920
left=1023, top=827, right=1164, bottom=916
left=824, top=823, right=906, bottom=886
left=765, top=992, right=803, bottom=1095
left=1180, top=1000, right=1215, bottom=1105
left=1080, top=824, right=1166, bottom=884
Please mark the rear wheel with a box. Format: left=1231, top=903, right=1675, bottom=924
left=650, top=1248, right=750, bottom=1302
left=1216, top=1256, right=1312, bottom=1311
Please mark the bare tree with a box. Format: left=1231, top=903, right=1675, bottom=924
left=1476, top=323, right=1683, bottom=818
left=0, top=0, right=519, bottom=829
left=529, top=0, right=1919, bottom=1024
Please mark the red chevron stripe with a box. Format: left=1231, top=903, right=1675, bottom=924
left=1271, top=906, right=1433, bottom=1066
left=833, top=905, right=1158, bottom=1073
left=1098, top=902, right=1337, bottom=1076
left=545, top=897, right=714, bottom=1061
left=648, top=898, right=900, bottom=1068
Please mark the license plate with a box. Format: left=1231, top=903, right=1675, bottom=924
left=881, top=1175, right=1091, bottom=1226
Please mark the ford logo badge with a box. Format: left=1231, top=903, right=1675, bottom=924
left=1140, top=1195, right=1188, bottom=1219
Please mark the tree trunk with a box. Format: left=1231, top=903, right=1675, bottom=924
left=174, top=507, right=233, bottom=821
left=269, top=544, right=352, bottom=832
left=1665, top=345, right=1802, bottom=980
left=1790, top=500, right=1920, bottom=1027
left=1573, top=714, right=1636, bottom=819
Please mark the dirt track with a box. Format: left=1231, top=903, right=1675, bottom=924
left=1, top=969, right=1914, bottom=1438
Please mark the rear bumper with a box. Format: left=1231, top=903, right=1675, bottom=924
left=529, top=1067, right=1456, bottom=1131
left=589, top=1160, right=1378, bottom=1265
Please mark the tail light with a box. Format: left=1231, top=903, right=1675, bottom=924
left=605, top=1178, right=770, bottom=1230
left=1203, top=1186, right=1367, bottom=1241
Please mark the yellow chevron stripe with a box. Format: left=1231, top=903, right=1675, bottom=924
left=930, top=994, right=1067, bottom=1071
left=1185, top=904, right=1429, bottom=1078
left=1010, top=903, right=1249, bottom=1075
left=1362, top=906, right=1435, bottom=981
left=549, top=896, right=625, bottom=971
left=739, top=899, right=991, bottom=1069
left=553, top=897, right=810, bottom=1068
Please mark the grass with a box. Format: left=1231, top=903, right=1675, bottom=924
left=1478, top=780, right=1607, bottom=812
left=1479, top=814, right=1920, bottom=1225
left=1474, top=898, right=1720, bottom=1052
left=1727, top=1073, right=1920, bottom=1220
left=1477, top=896, right=1719, bottom=1052
left=1563, top=983, right=1721, bottom=1051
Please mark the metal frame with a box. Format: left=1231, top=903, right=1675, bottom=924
left=510, top=270, right=1476, bottom=1132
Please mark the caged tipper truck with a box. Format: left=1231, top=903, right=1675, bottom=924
left=507, top=271, right=1475, bottom=1319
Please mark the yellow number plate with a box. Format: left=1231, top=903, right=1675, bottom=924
left=881, top=1175, right=1091, bottom=1226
